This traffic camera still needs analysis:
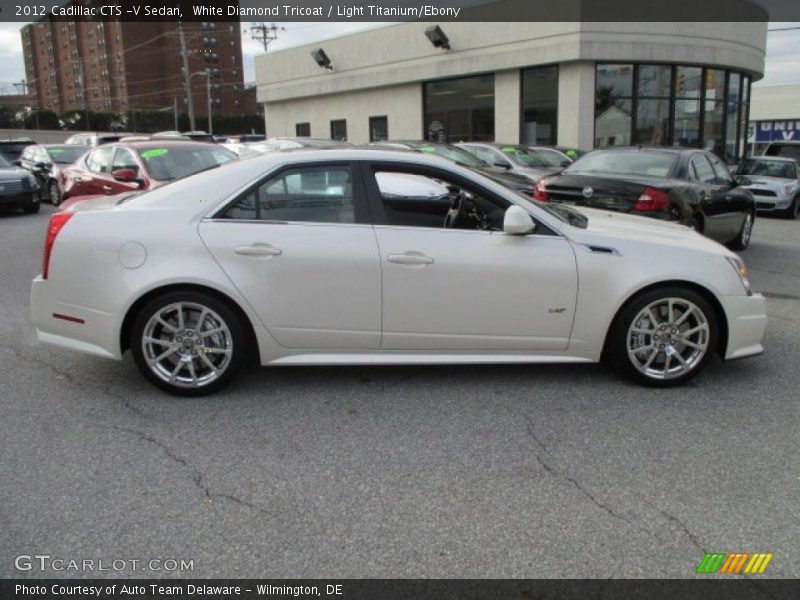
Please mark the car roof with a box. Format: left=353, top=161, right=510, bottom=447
left=110, top=140, right=228, bottom=150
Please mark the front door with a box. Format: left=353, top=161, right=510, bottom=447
left=365, top=162, right=578, bottom=351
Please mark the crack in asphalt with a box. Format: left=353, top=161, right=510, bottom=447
left=110, top=424, right=273, bottom=517
left=523, top=416, right=664, bottom=543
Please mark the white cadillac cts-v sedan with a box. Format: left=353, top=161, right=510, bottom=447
left=30, top=149, right=767, bottom=395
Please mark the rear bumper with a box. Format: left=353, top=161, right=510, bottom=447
left=721, top=293, right=767, bottom=360
left=30, top=276, right=122, bottom=360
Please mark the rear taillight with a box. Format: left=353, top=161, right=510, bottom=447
left=633, top=187, right=671, bottom=212
left=534, top=178, right=550, bottom=201
left=42, top=212, right=73, bottom=279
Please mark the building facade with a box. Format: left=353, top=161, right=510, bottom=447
left=748, top=84, right=800, bottom=154
left=22, top=14, right=247, bottom=117
left=256, top=21, right=767, bottom=162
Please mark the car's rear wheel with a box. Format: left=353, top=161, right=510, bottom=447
left=49, top=180, right=61, bottom=207
left=606, top=287, right=718, bottom=387
left=23, top=191, right=41, bottom=214
left=727, top=210, right=753, bottom=251
left=130, top=291, right=246, bottom=396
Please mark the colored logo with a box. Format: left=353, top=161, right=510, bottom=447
left=696, top=552, right=773, bottom=574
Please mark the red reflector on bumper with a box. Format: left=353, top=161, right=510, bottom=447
left=53, top=313, right=85, bottom=324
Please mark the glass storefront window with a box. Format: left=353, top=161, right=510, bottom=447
left=521, top=66, right=558, bottom=145
left=638, top=65, right=671, bottom=98
left=594, top=63, right=750, bottom=161
left=636, top=98, right=670, bottom=145
left=424, top=75, right=494, bottom=143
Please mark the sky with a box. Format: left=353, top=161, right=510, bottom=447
left=0, top=21, right=797, bottom=94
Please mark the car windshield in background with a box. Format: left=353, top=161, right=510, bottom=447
left=738, top=158, right=798, bottom=179
left=499, top=146, right=552, bottom=168
left=529, top=148, right=569, bottom=167
left=0, top=143, right=33, bottom=161
left=567, top=151, right=678, bottom=178
left=418, top=144, right=487, bottom=168
left=46, top=146, right=86, bottom=164
left=0, top=155, right=12, bottom=168
left=137, top=146, right=236, bottom=181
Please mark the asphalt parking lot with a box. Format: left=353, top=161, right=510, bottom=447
left=1, top=205, right=799, bottom=579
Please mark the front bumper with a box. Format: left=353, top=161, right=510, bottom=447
left=722, top=293, right=767, bottom=360
left=748, top=190, right=793, bottom=211
left=0, top=191, right=37, bottom=208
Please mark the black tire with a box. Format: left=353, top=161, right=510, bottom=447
left=781, top=195, right=798, bottom=220
left=49, top=180, right=61, bottom=207
left=130, top=290, right=247, bottom=396
left=605, top=286, right=719, bottom=387
left=22, top=191, right=41, bottom=214
left=727, top=210, right=753, bottom=251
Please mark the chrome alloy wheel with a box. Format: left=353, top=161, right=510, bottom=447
left=141, top=302, right=232, bottom=388
left=626, top=298, right=710, bottom=380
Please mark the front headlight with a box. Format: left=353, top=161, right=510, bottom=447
left=726, top=256, right=752, bottom=296
left=782, top=184, right=797, bottom=197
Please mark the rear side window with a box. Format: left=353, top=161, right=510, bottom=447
left=223, top=165, right=355, bottom=224
left=690, top=155, right=716, bottom=183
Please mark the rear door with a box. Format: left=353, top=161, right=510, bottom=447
left=708, top=153, right=751, bottom=238
left=199, top=161, right=382, bottom=350
left=71, top=146, right=114, bottom=196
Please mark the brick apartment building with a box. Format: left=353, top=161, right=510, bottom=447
left=22, top=12, right=251, bottom=119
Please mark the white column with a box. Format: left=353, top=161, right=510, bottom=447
left=557, top=61, right=596, bottom=150
left=494, top=70, right=520, bottom=144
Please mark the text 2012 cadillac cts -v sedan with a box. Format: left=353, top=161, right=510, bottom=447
left=31, top=149, right=766, bottom=396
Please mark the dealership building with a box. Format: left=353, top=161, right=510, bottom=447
left=749, top=84, right=800, bottom=154
left=255, top=20, right=767, bottom=163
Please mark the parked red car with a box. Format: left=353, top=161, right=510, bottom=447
left=59, top=140, right=236, bottom=203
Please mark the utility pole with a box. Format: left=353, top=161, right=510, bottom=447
left=206, top=72, right=212, bottom=134
left=13, top=80, right=36, bottom=129
left=248, top=23, right=284, bottom=52
left=178, top=21, right=195, bottom=131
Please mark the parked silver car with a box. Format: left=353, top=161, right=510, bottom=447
left=456, top=142, right=561, bottom=183
left=736, top=156, right=799, bottom=218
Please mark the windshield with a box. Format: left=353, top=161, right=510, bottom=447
left=0, top=143, right=32, bottom=161
left=0, top=155, right=11, bottom=168
left=138, top=146, right=236, bottom=181
left=738, top=158, right=797, bottom=179
left=567, top=151, right=678, bottom=178
left=498, top=146, right=551, bottom=168
left=529, top=148, right=569, bottom=167
left=46, top=146, right=86, bottom=164
left=417, top=144, right=488, bottom=168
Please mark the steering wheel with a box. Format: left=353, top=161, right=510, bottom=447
left=443, top=188, right=465, bottom=229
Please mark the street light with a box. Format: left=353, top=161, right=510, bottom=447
left=190, top=69, right=212, bottom=134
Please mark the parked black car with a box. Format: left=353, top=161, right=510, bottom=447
left=19, top=144, right=87, bottom=206
left=370, top=140, right=537, bottom=196
left=534, top=147, right=756, bottom=250
left=0, top=154, right=41, bottom=214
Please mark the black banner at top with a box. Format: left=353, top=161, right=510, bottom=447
left=2, top=0, right=799, bottom=23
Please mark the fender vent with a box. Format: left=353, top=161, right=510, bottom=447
left=583, top=244, right=621, bottom=256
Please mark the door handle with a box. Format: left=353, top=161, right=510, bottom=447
left=234, top=243, right=282, bottom=257
left=388, top=252, right=434, bottom=265
left=102, top=185, right=113, bottom=193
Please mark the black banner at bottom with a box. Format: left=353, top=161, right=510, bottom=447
left=2, top=579, right=800, bottom=600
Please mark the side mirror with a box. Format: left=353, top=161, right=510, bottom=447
left=503, top=205, right=536, bottom=235
left=34, top=161, right=50, bottom=170
left=494, top=160, right=511, bottom=170
left=11, top=159, right=21, bottom=166
left=735, top=175, right=752, bottom=187
left=112, top=168, right=139, bottom=183
left=560, top=160, right=571, bottom=167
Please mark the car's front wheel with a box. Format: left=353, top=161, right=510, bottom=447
left=781, top=195, right=798, bottom=220
left=23, top=191, right=41, bottom=214
left=130, top=291, right=246, bottom=396
left=606, top=287, right=718, bottom=387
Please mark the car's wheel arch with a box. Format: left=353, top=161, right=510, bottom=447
left=601, top=279, right=729, bottom=360
left=120, top=282, right=258, bottom=360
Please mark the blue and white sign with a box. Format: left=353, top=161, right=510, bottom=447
left=749, top=120, right=800, bottom=143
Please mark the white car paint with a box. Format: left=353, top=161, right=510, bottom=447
left=30, top=149, right=766, bottom=388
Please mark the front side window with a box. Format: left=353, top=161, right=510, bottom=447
left=708, top=154, right=734, bottom=185
left=223, top=165, right=355, bottom=224
left=112, top=148, right=139, bottom=172
left=372, top=167, right=509, bottom=230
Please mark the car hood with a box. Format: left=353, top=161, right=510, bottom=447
left=569, top=206, right=731, bottom=255
left=744, top=176, right=797, bottom=190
